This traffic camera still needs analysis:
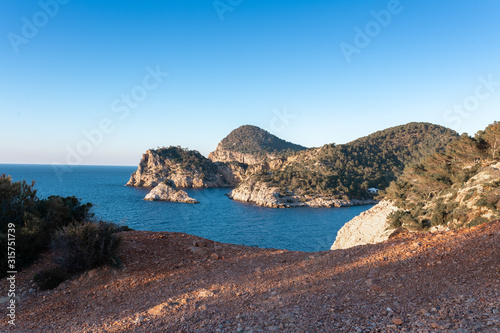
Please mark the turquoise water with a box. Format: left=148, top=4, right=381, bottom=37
left=0, top=164, right=372, bottom=252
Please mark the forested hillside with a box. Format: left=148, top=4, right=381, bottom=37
left=382, top=121, right=500, bottom=230
left=246, top=123, right=458, bottom=199
left=217, top=125, right=306, bottom=155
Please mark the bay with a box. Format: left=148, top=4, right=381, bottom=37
left=0, top=164, right=372, bottom=252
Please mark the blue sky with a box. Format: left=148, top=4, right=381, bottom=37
left=1, top=0, right=499, bottom=165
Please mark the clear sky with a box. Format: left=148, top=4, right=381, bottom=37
left=1, top=0, right=499, bottom=166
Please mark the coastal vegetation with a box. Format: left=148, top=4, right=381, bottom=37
left=216, top=125, right=306, bottom=157
left=240, top=123, right=459, bottom=199
left=382, top=121, right=500, bottom=230
left=0, top=174, right=127, bottom=288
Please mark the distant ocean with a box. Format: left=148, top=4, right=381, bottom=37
left=0, top=164, right=373, bottom=252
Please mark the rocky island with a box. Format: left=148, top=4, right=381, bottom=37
left=144, top=183, right=199, bottom=204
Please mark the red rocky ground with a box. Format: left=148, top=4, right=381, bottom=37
left=1, top=221, right=499, bottom=332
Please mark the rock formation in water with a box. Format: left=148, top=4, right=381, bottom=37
left=126, top=147, right=244, bottom=188
left=144, top=183, right=199, bottom=204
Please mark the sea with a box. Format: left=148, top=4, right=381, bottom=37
left=0, top=164, right=373, bottom=252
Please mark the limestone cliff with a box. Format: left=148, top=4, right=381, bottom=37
left=208, top=144, right=269, bottom=165
left=144, top=183, right=199, bottom=204
left=331, top=201, right=398, bottom=250
left=126, top=148, right=240, bottom=188
left=228, top=180, right=377, bottom=208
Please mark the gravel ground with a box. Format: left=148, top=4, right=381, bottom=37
left=1, top=221, right=499, bottom=332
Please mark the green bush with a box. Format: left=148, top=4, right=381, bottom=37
left=52, top=221, right=122, bottom=274
left=431, top=202, right=448, bottom=226
left=0, top=175, right=130, bottom=280
left=387, top=210, right=420, bottom=229
left=467, top=217, right=488, bottom=228
left=1, top=175, right=94, bottom=277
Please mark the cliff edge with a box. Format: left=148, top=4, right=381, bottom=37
left=126, top=147, right=242, bottom=188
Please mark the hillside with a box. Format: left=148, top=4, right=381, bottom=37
left=332, top=121, right=500, bottom=250
left=382, top=121, right=500, bottom=230
left=208, top=125, right=307, bottom=164
left=229, top=122, right=459, bottom=207
left=2, top=221, right=498, bottom=332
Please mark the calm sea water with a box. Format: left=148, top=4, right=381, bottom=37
left=0, top=164, right=372, bottom=252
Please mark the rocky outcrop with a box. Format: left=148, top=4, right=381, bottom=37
left=331, top=201, right=398, bottom=250
left=208, top=144, right=268, bottom=165
left=228, top=181, right=377, bottom=208
left=227, top=181, right=284, bottom=208
left=126, top=149, right=239, bottom=188
left=144, top=183, right=199, bottom=204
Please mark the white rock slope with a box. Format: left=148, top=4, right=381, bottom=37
left=331, top=201, right=398, bottom=250
left=144, top=183, right=199, bottom=204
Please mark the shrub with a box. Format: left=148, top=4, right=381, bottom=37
left=0, top=175, right=96, bottom=277
left=34, top=266, right=69, bottom=291
left=467, top=216, right=488, bottom=228
left=463, top=188, right=476, bottom=201
left=476, top=191, right=500, bottom=211
left=52, top=221, right=122, bottom=274
left=387, top=210, right=419, bottom=229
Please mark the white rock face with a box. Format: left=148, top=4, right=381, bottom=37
left=126, top=149, right=238, bottom=188
left=331, top=201, right=398, bottom=250
left=228, top=181, right=377, bottom=208
left=144, top=183, right=199, bottom=204
left=208, top=143, right=268, bottom=165
left=227, top=182, right=284, bottom=208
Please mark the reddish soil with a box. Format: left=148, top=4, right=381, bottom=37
left=1, top=221, right=499, bottom=332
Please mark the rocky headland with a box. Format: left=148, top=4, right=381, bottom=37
left=228, top=181, right=377, bottom=208
left=144, top=183, right=199, bottom=204
left=126, top=148, right=243, bottom=189
left=127, top=123, right=458, bottom=209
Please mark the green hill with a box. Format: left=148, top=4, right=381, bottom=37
left=244, top=122, right=459, bottom=199
left=382, top=121, right=500, bottom=230
left=217, top=125, right=306, bottom=155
